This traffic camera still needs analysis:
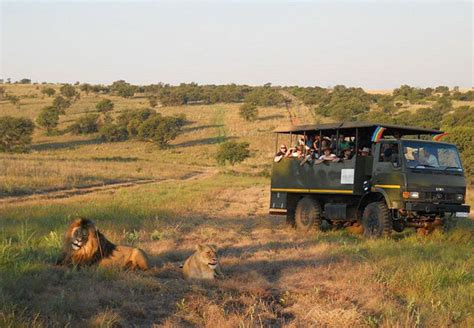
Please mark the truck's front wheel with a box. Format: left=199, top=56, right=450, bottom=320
left=362, top=201, right=392, bottom=238
left=295, top=197, right=322, bottom=232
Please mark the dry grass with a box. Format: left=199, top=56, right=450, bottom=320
left=1, top=84, right=473, bottom=327
left=0, top=84, right=288, bottom=195
left=1, top=175, right=472, bottom=327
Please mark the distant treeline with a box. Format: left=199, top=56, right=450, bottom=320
left=284, top=84, right=474, bottom=128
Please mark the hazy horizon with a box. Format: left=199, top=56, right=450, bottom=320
left=1, top=0, right=472, bottom=88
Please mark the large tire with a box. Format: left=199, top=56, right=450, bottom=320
left=295, top=197, right=322, bottom=232
left=362, top=201, right=392, bottom=238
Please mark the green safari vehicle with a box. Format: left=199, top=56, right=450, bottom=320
left=269, top=122, right=470, bottom=237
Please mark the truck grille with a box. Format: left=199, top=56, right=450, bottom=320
left=422, top=192, right=459, bottom=202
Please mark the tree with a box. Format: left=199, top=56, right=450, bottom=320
left=0, top=116, right=35, bottom=152
left=441, top=106, right=474, bottom=128
left=445, top=126, right=473, bottom=180
left=116, top=108, right=155, bottom=127
left=60, top=84, right=78, bottom=99
left=111, top=80, right=137, bottom=98
left=36, top=106, right=60, bottom=134
left=96, top=99, right=114, bottom=113
left=80, top=83, right=92, bottom=94
left=41, top=87, right=56, bottom=97
left=215, top=141, right=251, bottom=166
left=148, top=95, right=158, bottom=108
left=52, top=96, right=71, bottom=114
left=99, top=123, right=129, bottom=142
left=244, top=87, right=285, bottom=106
left=68, top=114, right=100, bottom=135
left=435, top=86, right=450, bottom=94
left=239, top=102, right=258, bottom=121
left=19, top=78, right=31, bottom=84
left=137, top=114, right=184, bottom=148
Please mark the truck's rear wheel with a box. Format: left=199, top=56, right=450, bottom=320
left=295, top=197, right=322, bottom=232
left=362, top=201, right=392, bottom=238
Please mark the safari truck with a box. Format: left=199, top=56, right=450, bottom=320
left=269, top=122, right=470, bottom=237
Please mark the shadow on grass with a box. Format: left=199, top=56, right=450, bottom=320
left=32, top=138, right=103, bottom=151
left=173, top=136, right=236, bottom=148
left=258, top=114, right=285, bottom=121
left=91, top=156, right=141, bottom=162
left=182, top=124, right=223, bottom=133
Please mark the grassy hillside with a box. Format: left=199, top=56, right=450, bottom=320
left=1, top=84, right=473, bottom=327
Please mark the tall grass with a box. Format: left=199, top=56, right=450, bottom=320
left=1, top=174, right=472, bottom=326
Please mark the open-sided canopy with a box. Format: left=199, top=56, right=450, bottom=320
left=273, top=122, right=443, bottom=136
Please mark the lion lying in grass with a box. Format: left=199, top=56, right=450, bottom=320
left=183, top=244, right=224, bottom=280
left=56, top=218, right=149, bottom=271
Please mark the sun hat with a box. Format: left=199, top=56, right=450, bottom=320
left=362, top=147, right=370, bottom=153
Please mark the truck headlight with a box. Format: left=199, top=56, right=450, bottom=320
left=456, top=194, right=464, bottom=202
left=403, top=191, right=420, bottom=199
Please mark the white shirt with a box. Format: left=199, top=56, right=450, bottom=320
left=318, top=154, right=336, bottom=160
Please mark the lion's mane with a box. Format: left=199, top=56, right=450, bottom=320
left=56, top=218, right=116, bottom=267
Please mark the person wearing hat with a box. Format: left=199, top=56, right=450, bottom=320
left=315, top=147, right=339, bottom=164
left=338, top=147, right=353, bottom=161
left=360, top=147, right=371, bottom=156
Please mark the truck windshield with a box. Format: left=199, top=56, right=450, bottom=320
left=402, top=141, right=462, bottom=171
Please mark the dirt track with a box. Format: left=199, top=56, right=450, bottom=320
left=0, top=169, right=216, bottom=205
left=279, top=90, right=317, bottom=125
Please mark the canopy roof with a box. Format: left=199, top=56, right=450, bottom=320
left=273, top=122, right=442, bottom=135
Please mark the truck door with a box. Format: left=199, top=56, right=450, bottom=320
left=372, top=141, right=404, bottom=191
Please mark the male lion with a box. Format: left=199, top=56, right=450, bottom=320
left=183, top=244, right=224, bottom=280
left=56, top=218, right=149, bottom=270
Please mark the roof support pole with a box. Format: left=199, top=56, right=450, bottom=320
left=319, top=130, right=322, bottom=157
left=355, top=128, right=359, bottom=154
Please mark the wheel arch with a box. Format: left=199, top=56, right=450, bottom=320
left=357, top=191, right=389, bottom=214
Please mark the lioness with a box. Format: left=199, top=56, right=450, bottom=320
left=183, top=244, right=224, bottom=280
left=56, top=218, right=149, bottom=271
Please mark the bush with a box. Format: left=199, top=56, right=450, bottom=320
left=80, top=83, right=92, bottom=94
left=445, top=126, right=474, bottom=180
left=41, top=87, right=56, bottom=97
left=0, top=116, right=35, bottom=152
left=215, top=141, right=250, bottom=166
left=239, top=103, right=258, bottom=121
left=6, top=95, right=20, bottom=107
left=244, top=87, right=285, bottom=107
left=116, top=108, right=155, bottom=127
left=36, top=106, right=60, bottom=134
left=68, top=114, right=100, bottom=135
left=96, top=99, right=114, bottom=113
left=99, top=124, right=128, bottom=142
left=111, top=80, right=137, bottom=98
left=148, top=95, right=158, bottom=108
left=60, top=84, right=78, bottom=99
left=52, top=96, right=71, bottom=114
left=137, top=114, right=183, bottom=148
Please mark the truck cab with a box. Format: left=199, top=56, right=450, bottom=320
left=270, top=122, right=470, bottom=237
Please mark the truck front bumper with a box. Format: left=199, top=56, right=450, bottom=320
left=405, top=202, right=470, bottom=214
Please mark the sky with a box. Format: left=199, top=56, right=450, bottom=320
left=1, top=0, right=472, bottom=88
